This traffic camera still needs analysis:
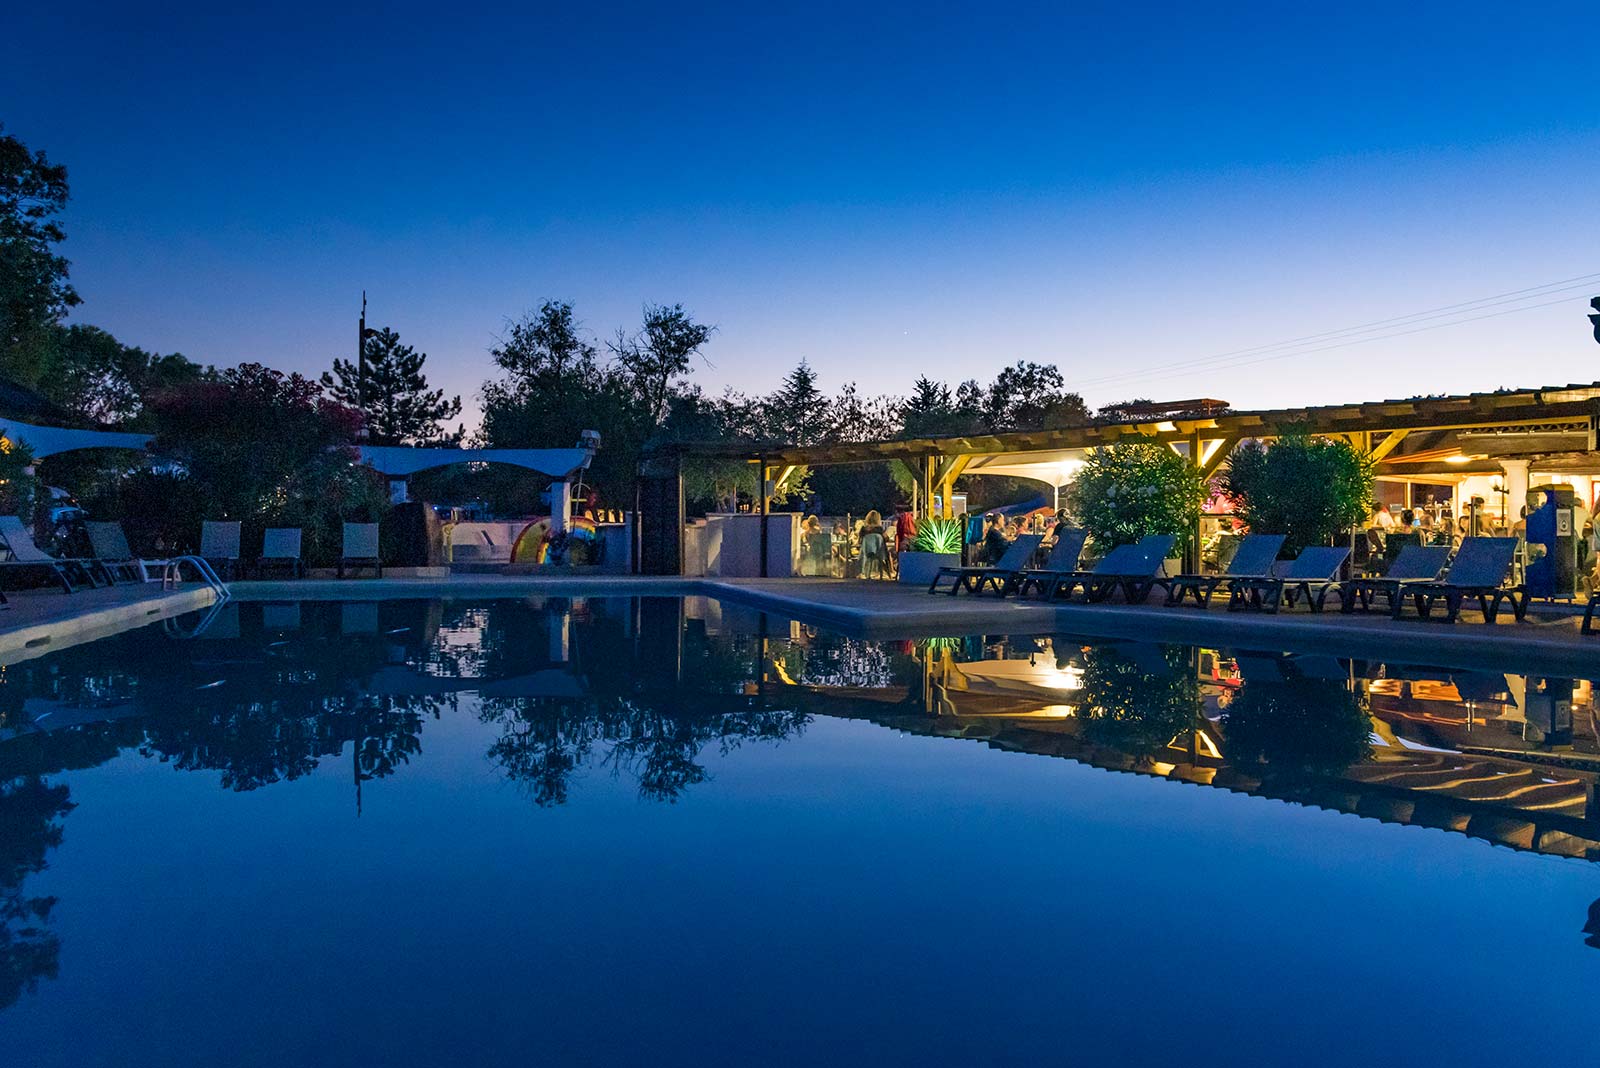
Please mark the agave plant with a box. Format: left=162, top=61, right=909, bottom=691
left=908, top=518, right=963, bottom=554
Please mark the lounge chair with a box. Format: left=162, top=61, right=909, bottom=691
left=1227, top=545, right=1350, bottom=613
left=1339, top=543, right=1450, bottom=614
left=1046, top=534, right=1176, bottom=604
left=85, top=521, right=157, bottom=582
left=928, top=533, right=1043, bottom=595
left=256, top=527, right=304, bottom=578
left=1002, top=528, right=1089, bottom=597
left=83, top=520, right=228, bottom=590
left=1392, top=536, right=1525, bottom=623
left=200, top=520, right=242, bottom=580
left=338, top=522, right=382, bottom=578
left=1158, top=533, right=1286, bottom=608
left=0, top=515, right=111, bottom=603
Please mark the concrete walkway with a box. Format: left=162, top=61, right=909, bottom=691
left=0, top=582, right=219, bottom=665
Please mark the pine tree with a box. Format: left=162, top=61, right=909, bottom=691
left=323, top=326, right=462, bottom=446
left=765, top=360, right=830, bottom=444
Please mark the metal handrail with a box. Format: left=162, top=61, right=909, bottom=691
left=160, top=555, right=231, bottom=602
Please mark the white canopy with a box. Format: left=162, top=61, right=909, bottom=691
left=357, top=445, right=590, bottom=479
left=0, top=419, right=152, bottom=459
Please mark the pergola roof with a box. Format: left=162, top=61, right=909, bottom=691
left=646, top=382, right=1600, bottom=471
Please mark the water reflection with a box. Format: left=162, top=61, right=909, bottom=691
left=3, top=594, right=1600, bottom=1016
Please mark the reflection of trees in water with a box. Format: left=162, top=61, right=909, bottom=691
left=479, top=625, right=809, bottom=806
left=1222, top=676, right=1371, bottom=777
left=484, top=698, right=810, bottom=806
left=1077, top=644, right=1201, bottom=758
left=0, top=721, right=143, bottom=1014
left=0, top=776, right=71, bottom=1012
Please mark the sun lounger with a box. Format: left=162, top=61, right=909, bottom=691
left=1159, top=533, right=1285, bottom=608
left=0, top=515, right=111, bottom=603
left=1046, top=534, right=1176, bottom=604
left=928, top=533, right=1043, bottom=595
left=1392, top=536, right=1525, bottom=623
left=989, top=528, right=1088, bottom=597
left=83, top=520, right=228, bottom=591
left=1227, top=545, right=1350, bottom=613
left=86, top=521, right=162, bottom=582
left=200, top=520, right=242, bottom=580
left=338, top=522, right=382, bottom=578
left=256, top=527, right=304, bottom=578
left=1339, top=543, right=1450, bottom=614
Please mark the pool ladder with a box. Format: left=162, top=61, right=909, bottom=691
left=158, top=555, right=231, bottom=603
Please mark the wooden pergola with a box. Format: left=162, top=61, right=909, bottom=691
left=637, top=382, right=1600, bottom=575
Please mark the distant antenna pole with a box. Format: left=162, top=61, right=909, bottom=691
left=358, top=291, right=369, bottom=408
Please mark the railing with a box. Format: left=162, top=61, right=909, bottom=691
left=159, top=555, right=230, bottom=602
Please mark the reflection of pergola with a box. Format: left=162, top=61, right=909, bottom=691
left=639, top=382, right=1600, bottom=574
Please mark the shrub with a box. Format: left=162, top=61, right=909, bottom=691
left=908, top=518, right=962, bottom=553
left=1218, top=433, right=1373, bottom=556
left=1064, top=437, right=1204, bottom=553
left=136, top=363, right=390, bottom=565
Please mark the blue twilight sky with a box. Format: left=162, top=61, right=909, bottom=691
left=4, top=2, right=1598, bottom=429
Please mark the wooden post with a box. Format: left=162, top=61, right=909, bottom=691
left=1186, top=432, right=1202, bottom=575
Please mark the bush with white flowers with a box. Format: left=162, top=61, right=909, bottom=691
left=1064, top=437, right=1204, bottom=554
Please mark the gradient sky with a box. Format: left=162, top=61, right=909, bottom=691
left=4, top=3, right=1598, bottom=429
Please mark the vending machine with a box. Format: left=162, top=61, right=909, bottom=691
left=1525, top=483, right=1578, bottom=599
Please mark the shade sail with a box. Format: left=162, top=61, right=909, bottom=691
left=0, top=419, right=151, bottom=458
left=357, top=445, right=590, bottom=479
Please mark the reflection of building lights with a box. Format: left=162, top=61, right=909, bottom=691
left=1038, top=704, right=1076, bottom=718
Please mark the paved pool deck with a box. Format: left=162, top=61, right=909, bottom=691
left=0, top=582, right=220, bottom=666
left=2, top=574, right=1597, bottom=677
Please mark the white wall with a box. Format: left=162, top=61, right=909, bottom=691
left=701, top=513, right=800, bottom=578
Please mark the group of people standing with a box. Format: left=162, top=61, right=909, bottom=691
left=799, top=506, right=918, bottom=578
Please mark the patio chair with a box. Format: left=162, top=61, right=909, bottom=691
left=338, top=522, right=382, bottom=578
left=1339, top=543, right=1450, bottom=614
left=1046, top=534, right=1176, bottom=604
left=0, top=515, right=111, bottom=603
left=927, top=533, right=1043, bottom=594
left=1158, top=533, right=1285, bottom=608
left=1392, top=536, right=1525, bottom=623
left=1226, top=545, right=1350, bottom=613
left=1000, top=527, right=1089, bottom=597
left=256, top=527, right=304, bottom=578
left=200, top=520, right=242, bottom=580
left=85, top=521, right=163, bottom=583
left=83, top=520, right=228, bottom=591
left=1584, top=594, right=1600, bottom=635
left=860, top=530, right=888, bottom=579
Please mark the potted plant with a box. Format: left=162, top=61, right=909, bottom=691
left=897, top=517, right=963, bottom=584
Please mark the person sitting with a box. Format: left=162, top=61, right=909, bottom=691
left=983, top=515, right=1012, bottom=565
left=859, top=510, right=889, bottom=579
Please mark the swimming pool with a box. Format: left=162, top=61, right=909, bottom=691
left=1, top=595, right=1596, bottom=1066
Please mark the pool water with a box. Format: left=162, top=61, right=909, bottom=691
left=1, top=596, right=1597, bottom=1066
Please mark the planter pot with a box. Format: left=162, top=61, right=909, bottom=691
left=898, top=551, right=960, bottom=585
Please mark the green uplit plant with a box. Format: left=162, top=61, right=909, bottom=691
left=908, top=517, right=963, bottom=554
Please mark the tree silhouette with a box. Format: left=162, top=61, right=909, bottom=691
left=323, top=326, right=462, bottom=446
